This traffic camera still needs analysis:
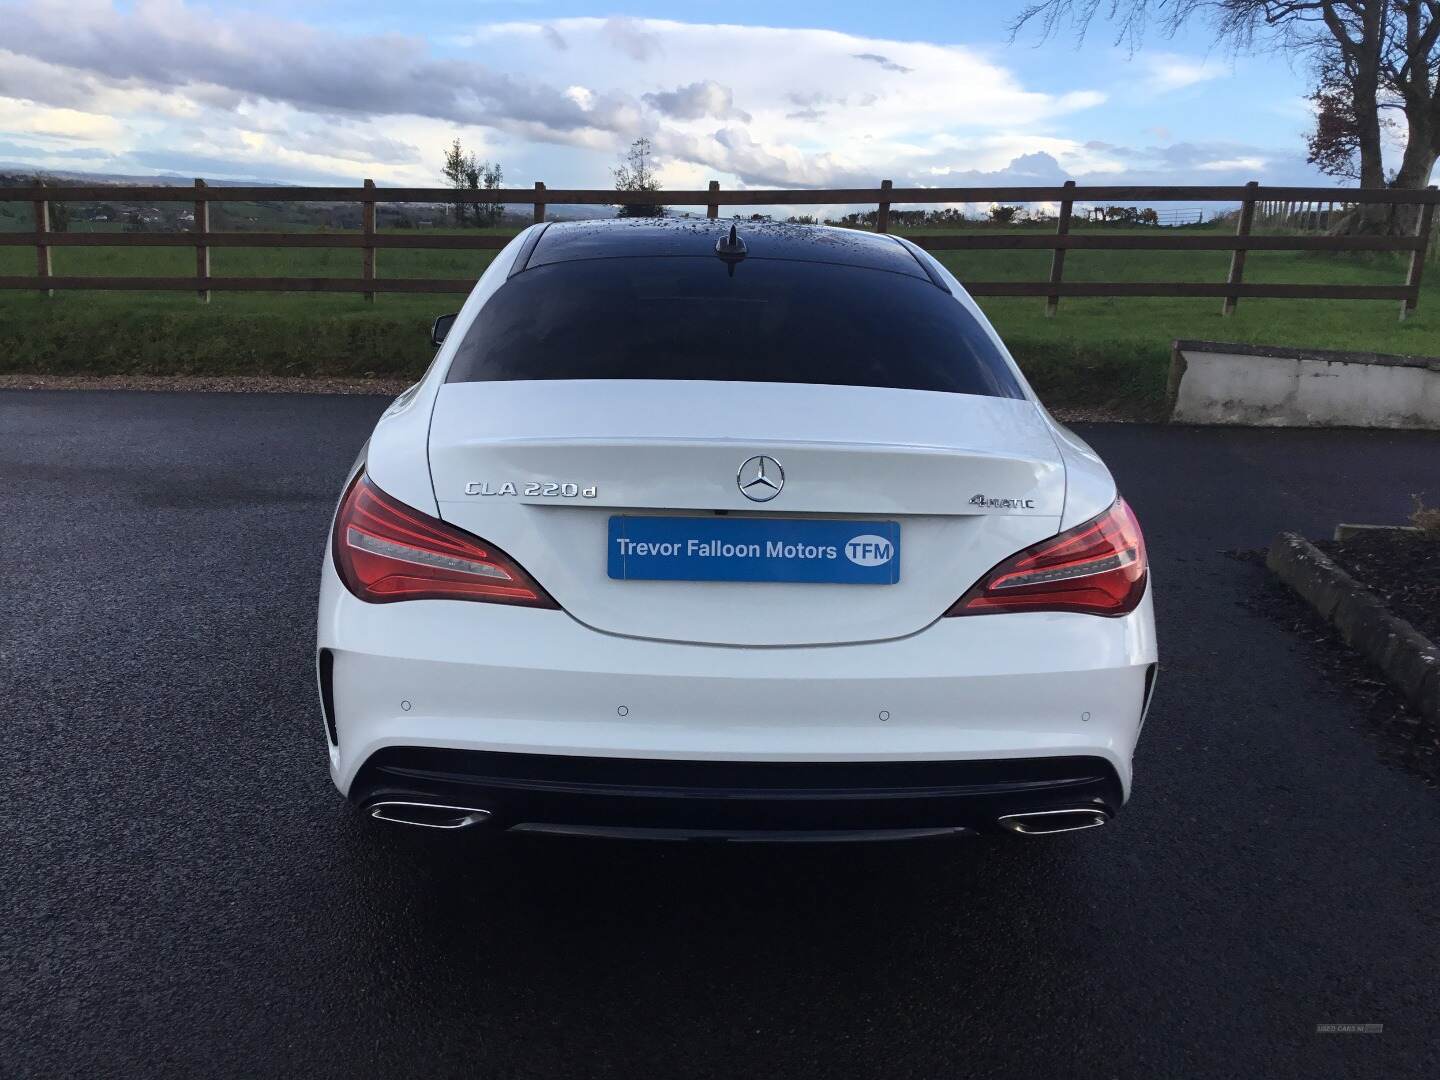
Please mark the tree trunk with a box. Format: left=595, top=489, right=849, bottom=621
left=1394, top=141, right=1438, bottom=190
left=1353, top=97, right=1386, bottom=188
left=1389, top=82, right=1437, bottom=232
left=1351, top=80, right=1390, bottom=232
left=1328, top=0, right=1390, bottom=231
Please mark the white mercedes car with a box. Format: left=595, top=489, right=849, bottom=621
left=316, top=219, right=1157, bottom=841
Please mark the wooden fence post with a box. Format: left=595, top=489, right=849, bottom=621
left=361, top=178, right=376, bottom=303
left=1223, top=181, right=1259, bottom=316
left=194, top=178, right=210, bottom=303
left=706, top=180, right=719, bottom=220
left=1399, top=186, right=1437, bottom=320
left=33, top=185, right=52, bottom=297
left=876, top=179, right=892, bottom=233
left=533, top=181, right=546, bottom=224
left=1045, top=180, right=1076, bottom=317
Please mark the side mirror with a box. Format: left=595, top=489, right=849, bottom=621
left=430, top=312, right=458, bottom=348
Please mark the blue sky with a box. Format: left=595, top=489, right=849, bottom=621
left=0, top=0, right=1343, bottom=195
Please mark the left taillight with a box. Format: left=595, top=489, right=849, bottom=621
left=332, top=473, right=559, bottom=608
left=945, top=497, right=1147, bottom=618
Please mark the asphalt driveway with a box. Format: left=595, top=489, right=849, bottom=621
left=2, top=390, right=1438, bottom=1080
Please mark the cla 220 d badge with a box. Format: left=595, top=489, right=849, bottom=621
left=465, top=481, right=598, bottom=498
left=737, top=455, right=784, bottom=501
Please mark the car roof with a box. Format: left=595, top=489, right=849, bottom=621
left=524, top=217, right=928, bottom=279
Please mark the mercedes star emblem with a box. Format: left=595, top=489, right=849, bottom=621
left=737, top=455, right=784, bottom=502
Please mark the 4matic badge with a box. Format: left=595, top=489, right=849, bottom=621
left=969, top=493, right=1037, bottom=510
left=465, top=481, right=598, bottom=498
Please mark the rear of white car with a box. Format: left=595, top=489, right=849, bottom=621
left=316, top=220, right=1157, bottom=840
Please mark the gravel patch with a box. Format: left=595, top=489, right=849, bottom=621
left=1048, top=405, right=1148, bottom=424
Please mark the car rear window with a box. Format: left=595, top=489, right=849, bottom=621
left=445, top=256, right=1025, bottom=398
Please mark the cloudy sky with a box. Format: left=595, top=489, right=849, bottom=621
left=0, top=0, right=1337, bottom=193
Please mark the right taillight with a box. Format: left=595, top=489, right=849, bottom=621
left=945, top=497, right=1147, bottom=617
left=332, top=473, right=558, bottom=608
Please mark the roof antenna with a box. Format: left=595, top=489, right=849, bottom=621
left=715, top=223, right=747, bottom=259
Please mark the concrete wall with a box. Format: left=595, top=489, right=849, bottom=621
left=1169, top=340, right=1440, bottom=429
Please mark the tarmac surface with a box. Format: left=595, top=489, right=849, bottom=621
left=3, top=390, right=1438, bottom=1079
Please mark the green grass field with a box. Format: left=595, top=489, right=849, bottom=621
left=1, top=220, right=1434, bottom=415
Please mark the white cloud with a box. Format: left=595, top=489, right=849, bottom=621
left=0, top=99, right=119, bottom=140
left=600, top=16, right=663, bottom=62
left=463, top=18, right=1106, bottom=186
left=7, top=4, right=1302, bottom=191
left=1140, top=53, right=1224, bottom=93
left=1194, top=156, right=1265, bottom=171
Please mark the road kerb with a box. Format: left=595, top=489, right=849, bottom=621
left=1267, top=531, right=1440, bottom=721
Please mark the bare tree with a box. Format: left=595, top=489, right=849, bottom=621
left=1011, top=0, right=1438, bottom=206
left=613, top=137, right=666, bottom=218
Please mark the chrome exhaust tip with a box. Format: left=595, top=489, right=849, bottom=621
left=997, top=808, right=1109, bottom=836
left=367, top=801, right=493, bottom=830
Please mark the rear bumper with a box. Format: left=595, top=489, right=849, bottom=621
left=319, top=561, right=1158, bottom=810
left=350, top=747, right=1124, bottom=839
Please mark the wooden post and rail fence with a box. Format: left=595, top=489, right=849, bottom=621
left=1, top=180, right=1435, bottom=318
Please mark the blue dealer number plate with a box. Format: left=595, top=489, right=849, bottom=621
left=608, top=516, right=901, bottom=585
